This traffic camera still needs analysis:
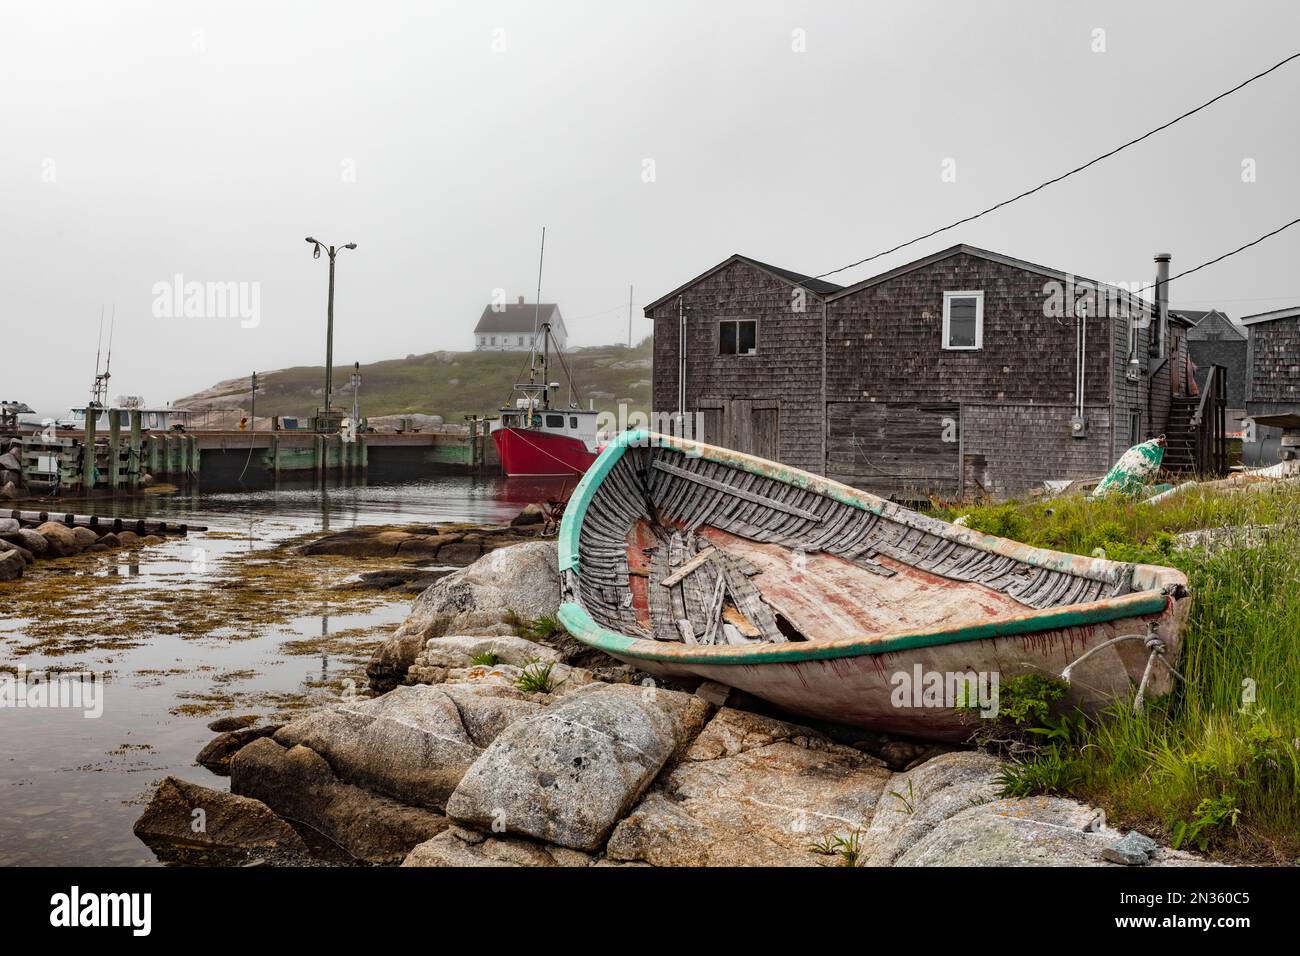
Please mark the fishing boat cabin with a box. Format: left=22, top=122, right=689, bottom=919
left=69, top=400, right=192, bottom=431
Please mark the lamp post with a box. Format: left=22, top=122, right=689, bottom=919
left=305, top=237, right=358, bottom=429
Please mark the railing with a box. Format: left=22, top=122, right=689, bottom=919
left=1190, top=364, right=1228, bottom=478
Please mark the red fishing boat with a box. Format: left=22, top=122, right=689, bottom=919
left=490, top=316, right=600, bottom=477
left=490, top=227, right=602, bottom=477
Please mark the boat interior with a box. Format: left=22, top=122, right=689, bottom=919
left=570, top=443, right=1145, bottom=647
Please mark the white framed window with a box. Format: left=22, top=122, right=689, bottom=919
left=942, top=291, right=984, bottom=350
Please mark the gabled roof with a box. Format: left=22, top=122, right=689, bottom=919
left=1175, top=309, right=1246, bottom=340
left=1240, top=305, right=1300, bottom=327
left=825, top=243, right=1161, bottom=319
left=474, top=303, right=565, bottom=336
left=643, top=254, right=843, bottom=315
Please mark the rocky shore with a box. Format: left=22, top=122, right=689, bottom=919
left=134, top=537, right=1211, bottom=868
left=0, top=515, right=172, bottom=580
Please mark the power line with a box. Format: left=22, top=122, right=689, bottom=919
left=812, top=49, right=1300, bottom=282
left=673, top=47, right=1300, bottom=316
left=1139, top=215, right=1300, bottom=300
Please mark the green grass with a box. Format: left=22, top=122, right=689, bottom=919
left=807, top=830, right=864, bottom=867
left=177, top=337, right=654, bottom=421
left=934, top=483, right=1300, bottom=862
left=515, top=659, right=560, bottom=694
left=510, top=613, right=563, bottom=643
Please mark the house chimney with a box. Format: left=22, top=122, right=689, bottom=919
left=517, top=295, right=525, bottom=305
left=1153, top=253, right=1171, bottom=357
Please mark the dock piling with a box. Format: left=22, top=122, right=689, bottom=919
left=128, top=409, right=142, bottom=489
left=107, top=409, right=122, bottom=492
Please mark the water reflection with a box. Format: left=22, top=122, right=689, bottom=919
left=0, top=472, right=552, bottom=866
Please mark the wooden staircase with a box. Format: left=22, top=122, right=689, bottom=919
left=1164, top=364, right=1229, bottom=479
left=1163, top=397, right=1199, bottom=474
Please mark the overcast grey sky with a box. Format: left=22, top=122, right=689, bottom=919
left=3, top=0, right=1298, bottom=415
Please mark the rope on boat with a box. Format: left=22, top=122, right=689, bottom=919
left=1059, top=623, right=1184, bottom=713
left=510, top=428, right=585, bottom=477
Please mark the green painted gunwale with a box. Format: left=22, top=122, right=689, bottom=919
left=558, top=430, right=1180, bottom=667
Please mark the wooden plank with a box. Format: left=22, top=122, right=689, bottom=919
left=702, top=572, right=727, bottom=645
left=660, top=547, right=716, bottom=588
left=721, top=622, right=750, bottom=646
left=676, top=619, right=698, bottom=644
left=651, top=460, right=824, bottom=522
left=722, top=604, right=760, bottom=638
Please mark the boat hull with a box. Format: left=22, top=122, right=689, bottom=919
left=557, top=430, right=1192, bottom=740
left=492, top=426, right=597, bottom=477
left=562, top=599, right=1189, bottom=741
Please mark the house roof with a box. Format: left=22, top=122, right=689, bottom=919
left=643, top=254, right=843, bottom=315
left=474, top=303, right=565, bottom=336
left=1174, top=309, right=1246, bottom=340
left=644, top=243, right=1203, bottom=325
left=825, top=243, right=1165, bottom=320
left=1240, top=305, right=1300, bottom=327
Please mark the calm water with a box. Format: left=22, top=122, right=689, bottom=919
left=0, top=473, right=572, bottom=866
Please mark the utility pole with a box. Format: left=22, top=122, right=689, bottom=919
left=305, top=237, right=358, bottom=430
left=627, top=284, right=634, bottom=347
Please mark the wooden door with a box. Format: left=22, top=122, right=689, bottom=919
left=749, top=405, right=779, bottom=461
left=826, top=402, right=961, bottom=500
left=694, top=400, right=780, bottom=459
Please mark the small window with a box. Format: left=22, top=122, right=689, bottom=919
left=479, top=336, right=485, bottom=346
left=569, top=416, right=578, bottom=429
left=942, top=292, right=983, bottom=350
left=490, top=336, right=496, bottom=345
left=720, top=319, right=757, bottom=355
left=545, top=414, right=564, bottom=428
left=517, top=336, right=524, bottom=345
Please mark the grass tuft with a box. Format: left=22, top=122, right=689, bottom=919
left=514, top=658, right=559, bottom=694
left=932, top=482, right=1300, bottom=862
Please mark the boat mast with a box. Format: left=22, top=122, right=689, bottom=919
left=542, top=320, right=551, bottom=410
left=90, top=305, right=115, bottom=409
left=90, top=306, right=105, bottom=407
left=528, top=227, right=547, bottom=416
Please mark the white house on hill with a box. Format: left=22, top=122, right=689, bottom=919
left=473, top=297, right=568, bottom=351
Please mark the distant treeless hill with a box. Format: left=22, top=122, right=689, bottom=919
left=173, top=338, right=653, bottom=424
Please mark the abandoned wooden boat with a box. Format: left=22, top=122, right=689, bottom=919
left=557, top=431, right=1190, bottom=740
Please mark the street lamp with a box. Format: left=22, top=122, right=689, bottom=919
left=305, top=237, right=358, bottom=430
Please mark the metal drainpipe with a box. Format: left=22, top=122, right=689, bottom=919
left=677, top=295, right=687, bottom=423
left=820, top=296, right=827, bottom=475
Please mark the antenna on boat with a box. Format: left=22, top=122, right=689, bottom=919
left=528, top=226, right=548, bottom=410
left=90, top=305, right=115, bottom=408
left=105, top=306, right=115, bottom=380
left=91, top=306, right=105, bottom=406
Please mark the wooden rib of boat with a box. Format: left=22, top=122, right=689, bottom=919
left=557, top=430, right=1191, bottom=740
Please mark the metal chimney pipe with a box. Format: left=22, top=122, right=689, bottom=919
left=1154, top=253, right=1171, bottom=357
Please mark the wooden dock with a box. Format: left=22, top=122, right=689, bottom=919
left=5, top=412, right=499, bottom=494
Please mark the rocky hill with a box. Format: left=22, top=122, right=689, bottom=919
left=174, top=339, right=653, bottom=423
